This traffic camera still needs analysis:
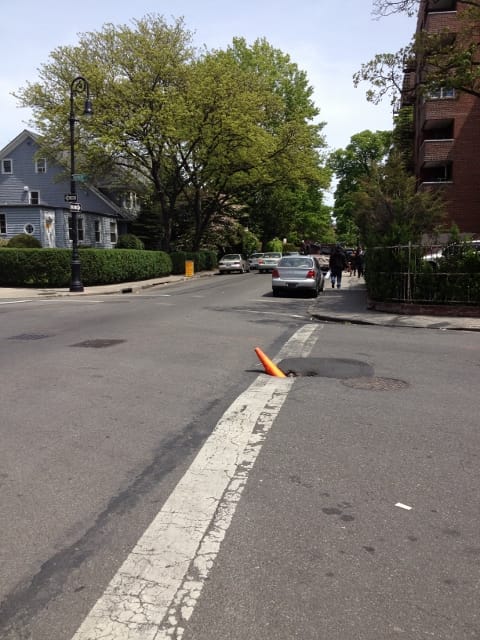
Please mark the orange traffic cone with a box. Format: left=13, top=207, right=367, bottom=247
left=254, top=347, right=286, bottom=378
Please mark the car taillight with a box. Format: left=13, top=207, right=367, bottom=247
left=272, top=269, right=279, bottom=278
left=306, top=270, right=315, bottom=279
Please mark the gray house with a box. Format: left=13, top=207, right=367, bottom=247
left=0, top=130, right=138, bottom=248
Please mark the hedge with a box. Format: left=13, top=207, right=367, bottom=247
left=0, top=248, right=172, bottom=288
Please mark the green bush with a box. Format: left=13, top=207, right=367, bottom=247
left=0, top=248, right=172, bottom=287
left=8, top=234, right=42, bottom=248
left=115, top=233, right=145, bottom=250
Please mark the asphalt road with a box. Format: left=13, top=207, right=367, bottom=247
left=0, top=272, right=478, bottom=639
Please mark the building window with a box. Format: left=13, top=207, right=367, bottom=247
left=0, top=213, right=6, bottom=234
left=123, top=191, right=138, bottom=210
left=2, top=159, right=13, bottom=174
left=427, top=0, right=457, bottom=12
left=94, top=220, right=101, bottom=242
left=422, top=163, right=453, bottom=182
left=110, top=221, right=117, bottom=244
left=35, top=158, right=47, bottom=173
left=428, top=87, right=456, bottom=100
left=24, top=223, right=35, bottom=235
left=68, top=217, right=84, bottom=242
left=30, top=191, right=40, bottom=205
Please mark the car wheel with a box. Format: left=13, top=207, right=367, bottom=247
left=311, top=288, right=319, bottom=298
left=272, top=288, right=281, bottom=297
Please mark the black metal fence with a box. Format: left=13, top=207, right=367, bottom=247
left=366, top=242, right=480, bottom=306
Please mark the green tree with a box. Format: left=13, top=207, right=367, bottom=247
left=15, top=17, right=330, bottom=253
left=352, top=152, right=446, bottom=245
left=328, top=130, right=392, bottom=244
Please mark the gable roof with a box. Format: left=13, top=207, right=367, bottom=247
left=0, top=129, right=126, bottom=217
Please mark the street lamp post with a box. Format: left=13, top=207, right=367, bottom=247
left=69, top=76, right=93, bottom=292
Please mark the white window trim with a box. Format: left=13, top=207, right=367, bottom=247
left=1, top=158, right=13, bottom=174
left=428, top=87, right=456, bottom=100
left=24, top=223, right=35, bottom=235
left=35, top=158, right=47, bottom=173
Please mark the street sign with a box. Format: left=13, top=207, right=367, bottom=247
left=64, top=194, right=78, bottom=203
left=69, top=203, right=82, bottom=212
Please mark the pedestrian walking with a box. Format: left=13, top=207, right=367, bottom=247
left=354, top=248, right=365, bottom=278
left=329, top=244, right=347, bottom=289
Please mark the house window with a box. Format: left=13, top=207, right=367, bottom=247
left=30, top=191, right=40, bottom=205
left=68, top=216, right=84, bottom=242
left=429, top=87, right=456, bottom=100
left=2, top=159, right=13, bottom=174
left=123, top=191, right=138, bottom=210
left=0, top=214, right=6, bottom=234
left=110, top=221, right=117, bottom=244
left=94, top=220, right=101, bottom=242
left=35, top=158, right=47, bottom=173
left=24, top=224, right=35, bottom=235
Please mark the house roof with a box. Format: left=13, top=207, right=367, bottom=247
left=1, top=129, right=132, bottom=219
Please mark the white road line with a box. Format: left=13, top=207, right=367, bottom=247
left=71, top=324, right=319, bottom=640
left=0, top=299, right=32, bottom=305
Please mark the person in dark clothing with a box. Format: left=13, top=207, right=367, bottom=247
left=329, top=245, right=347, bottom=289
left=354, top=248, right=365, bottom=278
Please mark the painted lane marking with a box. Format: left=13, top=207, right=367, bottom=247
left=71, top=324, right=319, bottom=640
left=0, top=300, right=32, bottom=305
left=395, top=503, right=412, bottom=511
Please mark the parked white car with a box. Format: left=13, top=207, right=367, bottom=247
left=248, top=253, right=264, bottom=270
left=257, top=252, right=282, bottom=273
left=423, top=240, right=480, bottom=268
left=218, top=254, right=250, bottom=274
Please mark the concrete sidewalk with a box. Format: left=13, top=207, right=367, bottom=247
left=310, top=278, right=480, bottom=332
left=1, top=272, right=480, bottom=332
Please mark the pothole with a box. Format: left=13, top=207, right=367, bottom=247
left=278, top=357, right=374, bottom=379
left=342, top=377, right=409, bottom=391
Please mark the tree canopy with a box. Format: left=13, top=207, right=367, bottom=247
left=15, top=14, right=330, bottom=252
left=328, top=130, right=392, bottom=244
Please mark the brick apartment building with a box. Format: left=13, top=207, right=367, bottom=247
left=402, top=0, right=480, bottom=237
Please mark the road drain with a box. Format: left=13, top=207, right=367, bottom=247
left=71, top=339, right=126, bottom=348
left=278, top=357, right=374, bottom=380
left=342, top=377, right=409, bottom=391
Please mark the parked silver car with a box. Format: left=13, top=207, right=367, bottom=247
left=248, top=252, right=264, bottom=270
left=272, top=255, right=325, bottom=297
left=218, top=254, right=250, bottom=274
left=257, top=252, right=282, bottom=273
left=423, top=240, right=480, bottom=268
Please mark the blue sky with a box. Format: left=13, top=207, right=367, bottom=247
left=1, top=0, right=415, bottom=178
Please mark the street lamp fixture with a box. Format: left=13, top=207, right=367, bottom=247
left=69, top=76, right=93, bottom=292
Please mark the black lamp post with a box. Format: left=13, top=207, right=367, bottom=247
left=69, top=76, right=93, bottom=292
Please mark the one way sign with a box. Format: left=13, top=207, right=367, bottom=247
left=64, top=194, right=77, bottom=202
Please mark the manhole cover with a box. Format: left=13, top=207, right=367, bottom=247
left=342, top=377, right=409, bottom=391
left=71, top=339, right=126, bottom=348
left=8, top=333, right=50, bottom=341
left=278, top=357, right=374, bottom=380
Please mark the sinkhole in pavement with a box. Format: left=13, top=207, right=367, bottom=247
left=277, top=357, right=409, bottom=391
left=278, top=357, right=374, bottom=379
